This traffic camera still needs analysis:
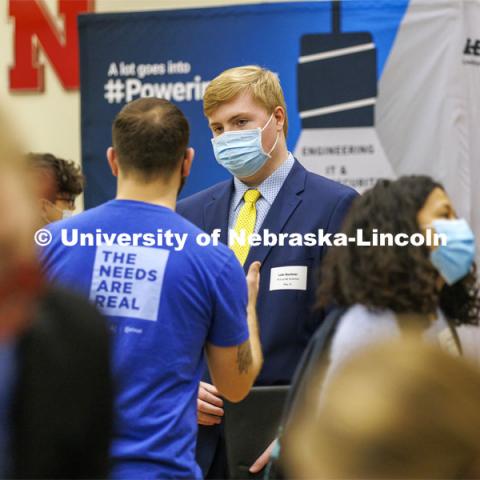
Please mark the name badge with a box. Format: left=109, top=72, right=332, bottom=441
left=269, top=266, right=308, bottom=291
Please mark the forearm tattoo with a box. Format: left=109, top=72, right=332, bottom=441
left=237, top=342, right=253, bottom=374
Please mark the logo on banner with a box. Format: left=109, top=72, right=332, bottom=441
left=464, top=38, right=480, bottom=67
left=292, top=2, right=395, bottom=192
left=89, top=244, right=169, bottom=321
left=294, top=31, right=395, bottom=193
left=464, top=38, right=480, bottom=56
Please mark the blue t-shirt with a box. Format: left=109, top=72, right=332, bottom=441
left=41, top=199, right=249, bottom=479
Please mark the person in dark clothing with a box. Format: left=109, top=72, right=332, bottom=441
left=11, top=287, right=112, bottom=479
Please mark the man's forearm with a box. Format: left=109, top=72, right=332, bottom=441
left=243, top=303, right=263, bottom=377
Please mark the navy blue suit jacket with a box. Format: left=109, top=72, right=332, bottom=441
left=177, top=159, right=357, bottom=473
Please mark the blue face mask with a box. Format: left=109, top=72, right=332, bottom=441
left=430, top=218, right=476, bottom=285
left=211, top=114, right=279, bottom=178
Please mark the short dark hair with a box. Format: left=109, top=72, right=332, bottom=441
left=112, top=98, right=189, bottom=181
left=317, top=175, right=480, bottom=327
left=28, top=152, right=84, bottom=198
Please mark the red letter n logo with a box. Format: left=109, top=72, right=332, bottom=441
left=9, top=0, right=94, bottom=91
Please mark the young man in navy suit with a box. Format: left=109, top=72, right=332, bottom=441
left=177, top=65, right=358, bottom=478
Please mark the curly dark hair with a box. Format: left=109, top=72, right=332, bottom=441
left=28, top=152, right=84, bottom=198
left=317, top=176, right=480, bottom=327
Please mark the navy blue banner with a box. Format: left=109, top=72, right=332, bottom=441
left=79, top=1, right=408, bottom=208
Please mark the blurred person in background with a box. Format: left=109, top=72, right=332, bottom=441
left=285, top=338, right=480, bottom=479
left=0, top=113, right=112, bottom=479
left=28, top=152, right=85, bottom=224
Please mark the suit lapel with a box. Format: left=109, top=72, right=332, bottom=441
left=244, top=160, right=307, bottom=272
left=203, top=179, right=234, bottom=245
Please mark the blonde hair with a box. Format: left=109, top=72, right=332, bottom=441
left=203, top=65, right=288, bottom=137
left=285, top=338, right=480, bottom=479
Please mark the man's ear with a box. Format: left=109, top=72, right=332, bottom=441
left=107, top=147, right=119, bottom=177
left=181, top=147, right=195, bottom=178
left=274, top=106, right=285, bottom=133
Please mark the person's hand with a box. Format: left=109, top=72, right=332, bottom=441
left=249, top=438, right=277, bottom=473
left=197, top=381, right=224, bottom=426
left=246, top=261, right=261, bottom=307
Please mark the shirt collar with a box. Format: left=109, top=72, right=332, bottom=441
left=232, top=152, right=295, bottom=210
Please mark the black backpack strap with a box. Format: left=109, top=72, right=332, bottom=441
left=282, top=307, right=346, bottom=428
left=265, top=306, right=346, bottom=479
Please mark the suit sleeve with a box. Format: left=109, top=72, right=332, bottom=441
left=325, top=189, right=358, bottom=235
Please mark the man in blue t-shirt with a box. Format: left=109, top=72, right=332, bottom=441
left=41, top=98, right=263, bottom=479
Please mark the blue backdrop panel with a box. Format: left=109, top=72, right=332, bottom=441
left=79, top=1, right=408, bottom=208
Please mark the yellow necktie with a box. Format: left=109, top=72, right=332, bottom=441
left=231, top=189, right=261, bottom=265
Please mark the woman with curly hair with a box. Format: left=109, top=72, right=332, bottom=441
left=265, top=175, right=478, bottom=479
left=317, top=175, right=478, bottom=383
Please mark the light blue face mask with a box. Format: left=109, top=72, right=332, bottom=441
left=430, top=218, right=476, bottom=285
left=211, top=113, right=279, bottom=178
